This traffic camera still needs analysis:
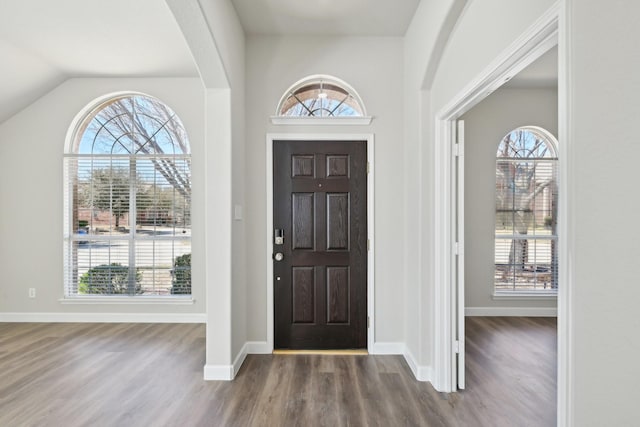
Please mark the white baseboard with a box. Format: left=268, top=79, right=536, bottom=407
left=370, top=342, right=405, bottom=355
left=465, top=307, right=557, bottom=317
left=403, top=348, right=432, bottom=382
left=229, top=341, right=272, bottom=380
left=203, top=364, right=234, bottom=381
left=0, top=312, right=207, bottom=323
left=232, top=343, right=248, bottom=379
left=372, top=343, right=432, bottom=383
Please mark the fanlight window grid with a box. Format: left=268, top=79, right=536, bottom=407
left=64, top=95, right=191, bottom=297
left=495, top=129, right=558, bottom=294
left=279, top=80, right=364, bottom=117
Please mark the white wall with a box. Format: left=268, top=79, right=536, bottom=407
left=403, top=0, right=464, bottom=377
left=430, top=0, right=557, bottom=111
left=245, top=36, right=405, bottom=346
left=188, top=0, right=247, bottom=373
left=461, top=87, right=558, bottom=312
left=568, top=0, right=640, bottom=424
left=405, top=0, right=553, bottom=386
left=0, top=0, right=246, bottom=378
left=407, top=0, right=640, bottom=420
left=0, top=77, right=205, bottom=317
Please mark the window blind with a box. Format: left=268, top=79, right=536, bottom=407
left=64, top=154, right=191, bottom=296
left=495, top=148, right=558, bottom=293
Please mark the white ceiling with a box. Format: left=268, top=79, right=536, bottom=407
left=0, top=0, right=198, bottom=124
left=0, top=0, right=553, bottom=125
left=1, top=0, right=421, bottom=124
left=231, top=0, right=421, bottom=36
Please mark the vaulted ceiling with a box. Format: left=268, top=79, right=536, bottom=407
left=0, top=0, right=198, bottom=124
left=0, top=0, right=556, bottom=125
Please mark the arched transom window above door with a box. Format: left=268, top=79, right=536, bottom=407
left=271, top=75, right=372, bottom=125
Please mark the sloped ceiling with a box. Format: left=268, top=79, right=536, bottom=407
left=0, top=0, right=553, bottom=126
left=0, top=0, right=199, bottom=124
left=1, top=0, right=422, bottom=125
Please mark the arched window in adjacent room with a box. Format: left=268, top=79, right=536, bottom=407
left=63, top=93, right=192, bottom=297
left=276, top=75, right=367, bottom=118
left=495, top=126, right=558, bottom=294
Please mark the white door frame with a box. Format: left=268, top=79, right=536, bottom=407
left=265, top=133, right=376, bottom=351
left=432, top=0, right=563, bottom=395
left=455, top=120, right=465, bottom=390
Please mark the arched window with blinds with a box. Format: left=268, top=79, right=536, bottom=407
left=495, top=126, right=558, bottom=294
left=63, top=93, right=191, bottom=297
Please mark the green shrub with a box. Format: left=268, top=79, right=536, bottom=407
left=78, top=220, right=89, bottom=228
left=79, top=263, right=142, bottom=295
left=171, top=253, right=191, bottom=295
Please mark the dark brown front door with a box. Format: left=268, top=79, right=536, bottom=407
left=273, top=140, right=367, bottom=349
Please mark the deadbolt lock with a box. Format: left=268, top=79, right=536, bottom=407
left=274, top=252, right=284, bottom=261
left=274, top=229, right=284, bottom=245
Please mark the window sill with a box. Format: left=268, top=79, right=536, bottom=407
left=59, top=296, right=195, bottom=305
left=270, top=116, right=373, bottom=126
left=492, top=292, right=557, bottom=301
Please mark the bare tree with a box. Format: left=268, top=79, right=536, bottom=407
left=496, top=130, right=557, bottom=275
left=88, top=96, right=191, bottom=199
left=85, top=168, right=147, bottom=228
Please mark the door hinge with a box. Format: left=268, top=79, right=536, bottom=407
left=453, top=340, right=460, bottom=354
left=454, top=242, right=459, bottom=255
left=367, top=316, right=370, bottom=328
left=367, top=239, right=370, bottom=251
left=367, top=161, right=370, bottom=174
left=453, top=143, right=460, bottom=157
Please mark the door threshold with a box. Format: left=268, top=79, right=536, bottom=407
left=273, top=349, right=368, bottom=356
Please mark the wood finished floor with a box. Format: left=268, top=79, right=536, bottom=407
left=0, top=317, right=556, bottom=426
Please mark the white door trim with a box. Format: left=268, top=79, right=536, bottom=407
left=432, top=0, right=564, bottom=400
left=265, top=133, right=375, bottom=351
left=455, top=119, right=465, bottom=390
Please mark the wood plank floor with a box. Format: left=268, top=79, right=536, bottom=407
left=0, top=317, right=556, bottom=426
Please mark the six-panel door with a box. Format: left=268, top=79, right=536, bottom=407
left=273, top=140, right=367, bottom=349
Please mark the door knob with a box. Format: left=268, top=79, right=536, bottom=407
left=274, top=252, right=284, bottom=261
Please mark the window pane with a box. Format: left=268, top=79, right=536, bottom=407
left=75, top=240, right=133, bottom=295
left=66, top=94, right=192, bottom=297
left=278, top=77, right=365, bottom=117
left=495, top=237, right=557, bottom=291
left=135, top=239, right=191, bottom=295
left=135, top=157, right=191, bottom=237
left=495, top=127, right=558, bottom=293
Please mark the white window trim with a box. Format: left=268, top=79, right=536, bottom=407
left=63, top=92, right=192, bottom=299
left=494, top=128, right=559, bottom=295
left=270, top=116, right=373, bottom=126
left=274, top=74, right=370, bottom=122
left=59, top=296, right=195, bottom=305
left=492, top=291, right=557, bottom=300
